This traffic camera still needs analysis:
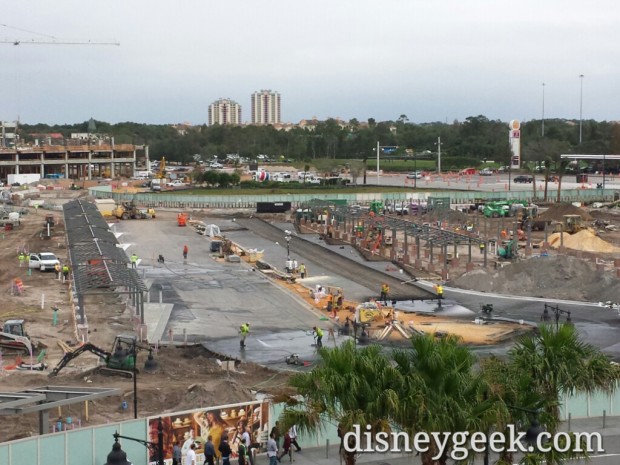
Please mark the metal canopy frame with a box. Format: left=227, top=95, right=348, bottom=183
left=300, top=199, right=485, bottom=246
left=63, top=200, right=147, bottom=326
left=0, top=386, right=121, bottom=435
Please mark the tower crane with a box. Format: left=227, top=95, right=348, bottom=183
left=1, top=39, right=119, bottom=46
left=0, top=23, right=119, bottom=46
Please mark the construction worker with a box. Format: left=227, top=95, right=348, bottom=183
left=436, top=284, right=444, bottom=299
left=298, top=263, right=307, bottom=279
left=18, top=252, right=25, bottom=267
left=183, top=244, right=189, bottom=260
left=380, top=283, right=390, bottom=306
left=131, top=253, right=138, bottom=268
left=479, top=242, right=486, bottom=254
left=312, top=326, right=323, bottom=348
left=239, top=322, right=250, bottom=348
left=62, top=264, right=70, bottom=281
left=54, top=262, right=61, bottom=279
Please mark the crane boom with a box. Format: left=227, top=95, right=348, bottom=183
left=1, top=39, right=120, bottom=46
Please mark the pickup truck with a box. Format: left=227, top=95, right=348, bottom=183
left=28, top=252, right=60, bottom=271
left=166, top=180, right=186, bottom=188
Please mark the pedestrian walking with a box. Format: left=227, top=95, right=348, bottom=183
left=277, top=433, right=292, bottom=463
left=270, top=421, right=281, bottom=449
left=172, top=441, right=182, bottom=465
left=298, top=263, right=307, bottom=279
left=288, top=426, right=301, bottom=452
left=239, top=322, right=250, bottom=348
left=187, top=443, right=197, bottom=465
left=62, top=264, right=70, bottom=281
left=219, top=437, right=232, bottom=465
left=204, top=435, right=216, bottom=465
left=131, top=253, right=138, bottom=268
left=267, top=432, right=278, bottom=465
left=238, top=438, right=248, bottom=465
left=380, top=283, right=390, bottom=306
left=183, top=244, right=189, bottom=259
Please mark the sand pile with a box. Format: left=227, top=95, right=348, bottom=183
left=546, top=229, right=620, bottom=253
left=449, top=255, right=620, bottom=302
left=538, top=203, right=593, bottom=222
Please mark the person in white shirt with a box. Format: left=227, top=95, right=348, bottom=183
left=288, top=426, right=301, bottom=452
left=186, top=443, right=197, bottom=465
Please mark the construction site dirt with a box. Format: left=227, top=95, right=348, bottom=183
left=3, top=199, right=620, bottom=443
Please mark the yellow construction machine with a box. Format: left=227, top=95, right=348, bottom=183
left=554, top=214, right=585, bottom=234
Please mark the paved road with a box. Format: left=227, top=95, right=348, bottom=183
left=356, top=172, right=620, bottom=194
left=113, top=209, right=620, bottom=367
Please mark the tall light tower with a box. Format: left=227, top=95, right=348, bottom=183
left=541, top=82, right=545, bottom=137
left=579, top=74, right=584, bottom=144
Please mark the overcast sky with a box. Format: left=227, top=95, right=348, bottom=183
left=1, top=1, right=619, bottom=126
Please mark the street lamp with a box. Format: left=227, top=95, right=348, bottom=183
left=105, top=417, right=164, bottom=465
left=541, top=82, right=545, bottom=137
left=284, top=229, right=292, bottom=260
left=579, top=74, right=584, bottom=144
left=435, top=137, right=442, bottom=174
left=541, top=303, right=573, bottom=330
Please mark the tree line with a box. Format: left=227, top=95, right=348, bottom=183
left=18, top=116, right=620, bottom=169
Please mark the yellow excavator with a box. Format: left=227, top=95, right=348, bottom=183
left=554, top=215, right=585, bottom=234
left=113, top=201, right=150, bottom=220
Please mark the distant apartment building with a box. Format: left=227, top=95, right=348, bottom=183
left=208, top=98, right=242, bottom=126
left=251, top=90, right=281, bottom=125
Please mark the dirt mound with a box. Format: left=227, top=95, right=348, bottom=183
left=546, top=229, right=620, bottom=253
left=449, top=255, right=620, bottom=302
left=538, top=203, right=593, bottom=222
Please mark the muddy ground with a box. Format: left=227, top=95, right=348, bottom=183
left=3, top=198, right=620, bottom=442
left=0, top=208, right=294, bottom=442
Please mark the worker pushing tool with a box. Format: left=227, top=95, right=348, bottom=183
left=380, top=283, right=390, bottom=306
left=239, top=322, right=250, bottom=348
left=312, top=326, right=323, bottom=348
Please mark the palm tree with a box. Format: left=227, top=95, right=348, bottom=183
left=555, top=158, right=570, bottom=203
left=279, top=341, right=402, bottom=465
left=392, top=335, right=493, bottom=465
left=507, top=324, right=620, bottom=464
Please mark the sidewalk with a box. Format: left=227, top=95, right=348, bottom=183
left=256, top=416, right=620, bottom=465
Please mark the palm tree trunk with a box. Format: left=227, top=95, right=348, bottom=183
left=544, top=178, right=549, bottom=202
left=556, top=176, right=563, bottom=203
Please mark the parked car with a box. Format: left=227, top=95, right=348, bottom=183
left=406, top=171, right=423, bottom=179
left=166, top=180, right=186, bottom=188
left=513, top=175, right=533, bottom=183
left=28, top=252, right=60, bottom=271
left=479, top=168, right=494, bottom=176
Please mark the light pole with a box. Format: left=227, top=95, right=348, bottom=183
left=541, top=82, right=545, bottom=137
left=284, top=229, right=292, bottom=260
left=541, top=303, right=573, bottom=330
left=376, top=140, right=380, bottom=186
left=579, top=74, right=584, bottom=144
left=435, top=137, right=442, bottom=174
left=105, top=417, right=164, bottom=465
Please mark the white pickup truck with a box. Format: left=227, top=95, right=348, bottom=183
left=166, top=180, right=186, bottom=188
left=28, top=252, right=60, bottom=271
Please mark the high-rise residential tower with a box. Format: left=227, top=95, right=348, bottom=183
left=208, top=98, right=242, bottom=125
left=250, top=90, right=281, bottom=125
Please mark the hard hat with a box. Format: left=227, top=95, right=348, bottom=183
left=246, top=322, right=250, bottom=326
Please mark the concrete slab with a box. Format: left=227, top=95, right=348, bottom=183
left=144, top=302, right=174, bottom=343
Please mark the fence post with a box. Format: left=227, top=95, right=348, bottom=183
left=326, top=439, right=329, bottom=458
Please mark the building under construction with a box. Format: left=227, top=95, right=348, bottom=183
left=0, top=122, right=148, bottom=181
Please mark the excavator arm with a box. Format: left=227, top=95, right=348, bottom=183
left=48, top=343, right=111, bottom=377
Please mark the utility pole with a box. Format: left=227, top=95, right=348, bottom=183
left=436, top=137, right=442, bottom=174
left=376, top=141, right=380, bottom=186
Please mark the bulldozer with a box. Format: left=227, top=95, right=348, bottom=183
left=48, top=334, right=152, bottom=378
left=113, top=201, right=150, bottom=220
left=0, top=319, right=38, bottom=354
left=554, top=214, right=585, bottom=234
